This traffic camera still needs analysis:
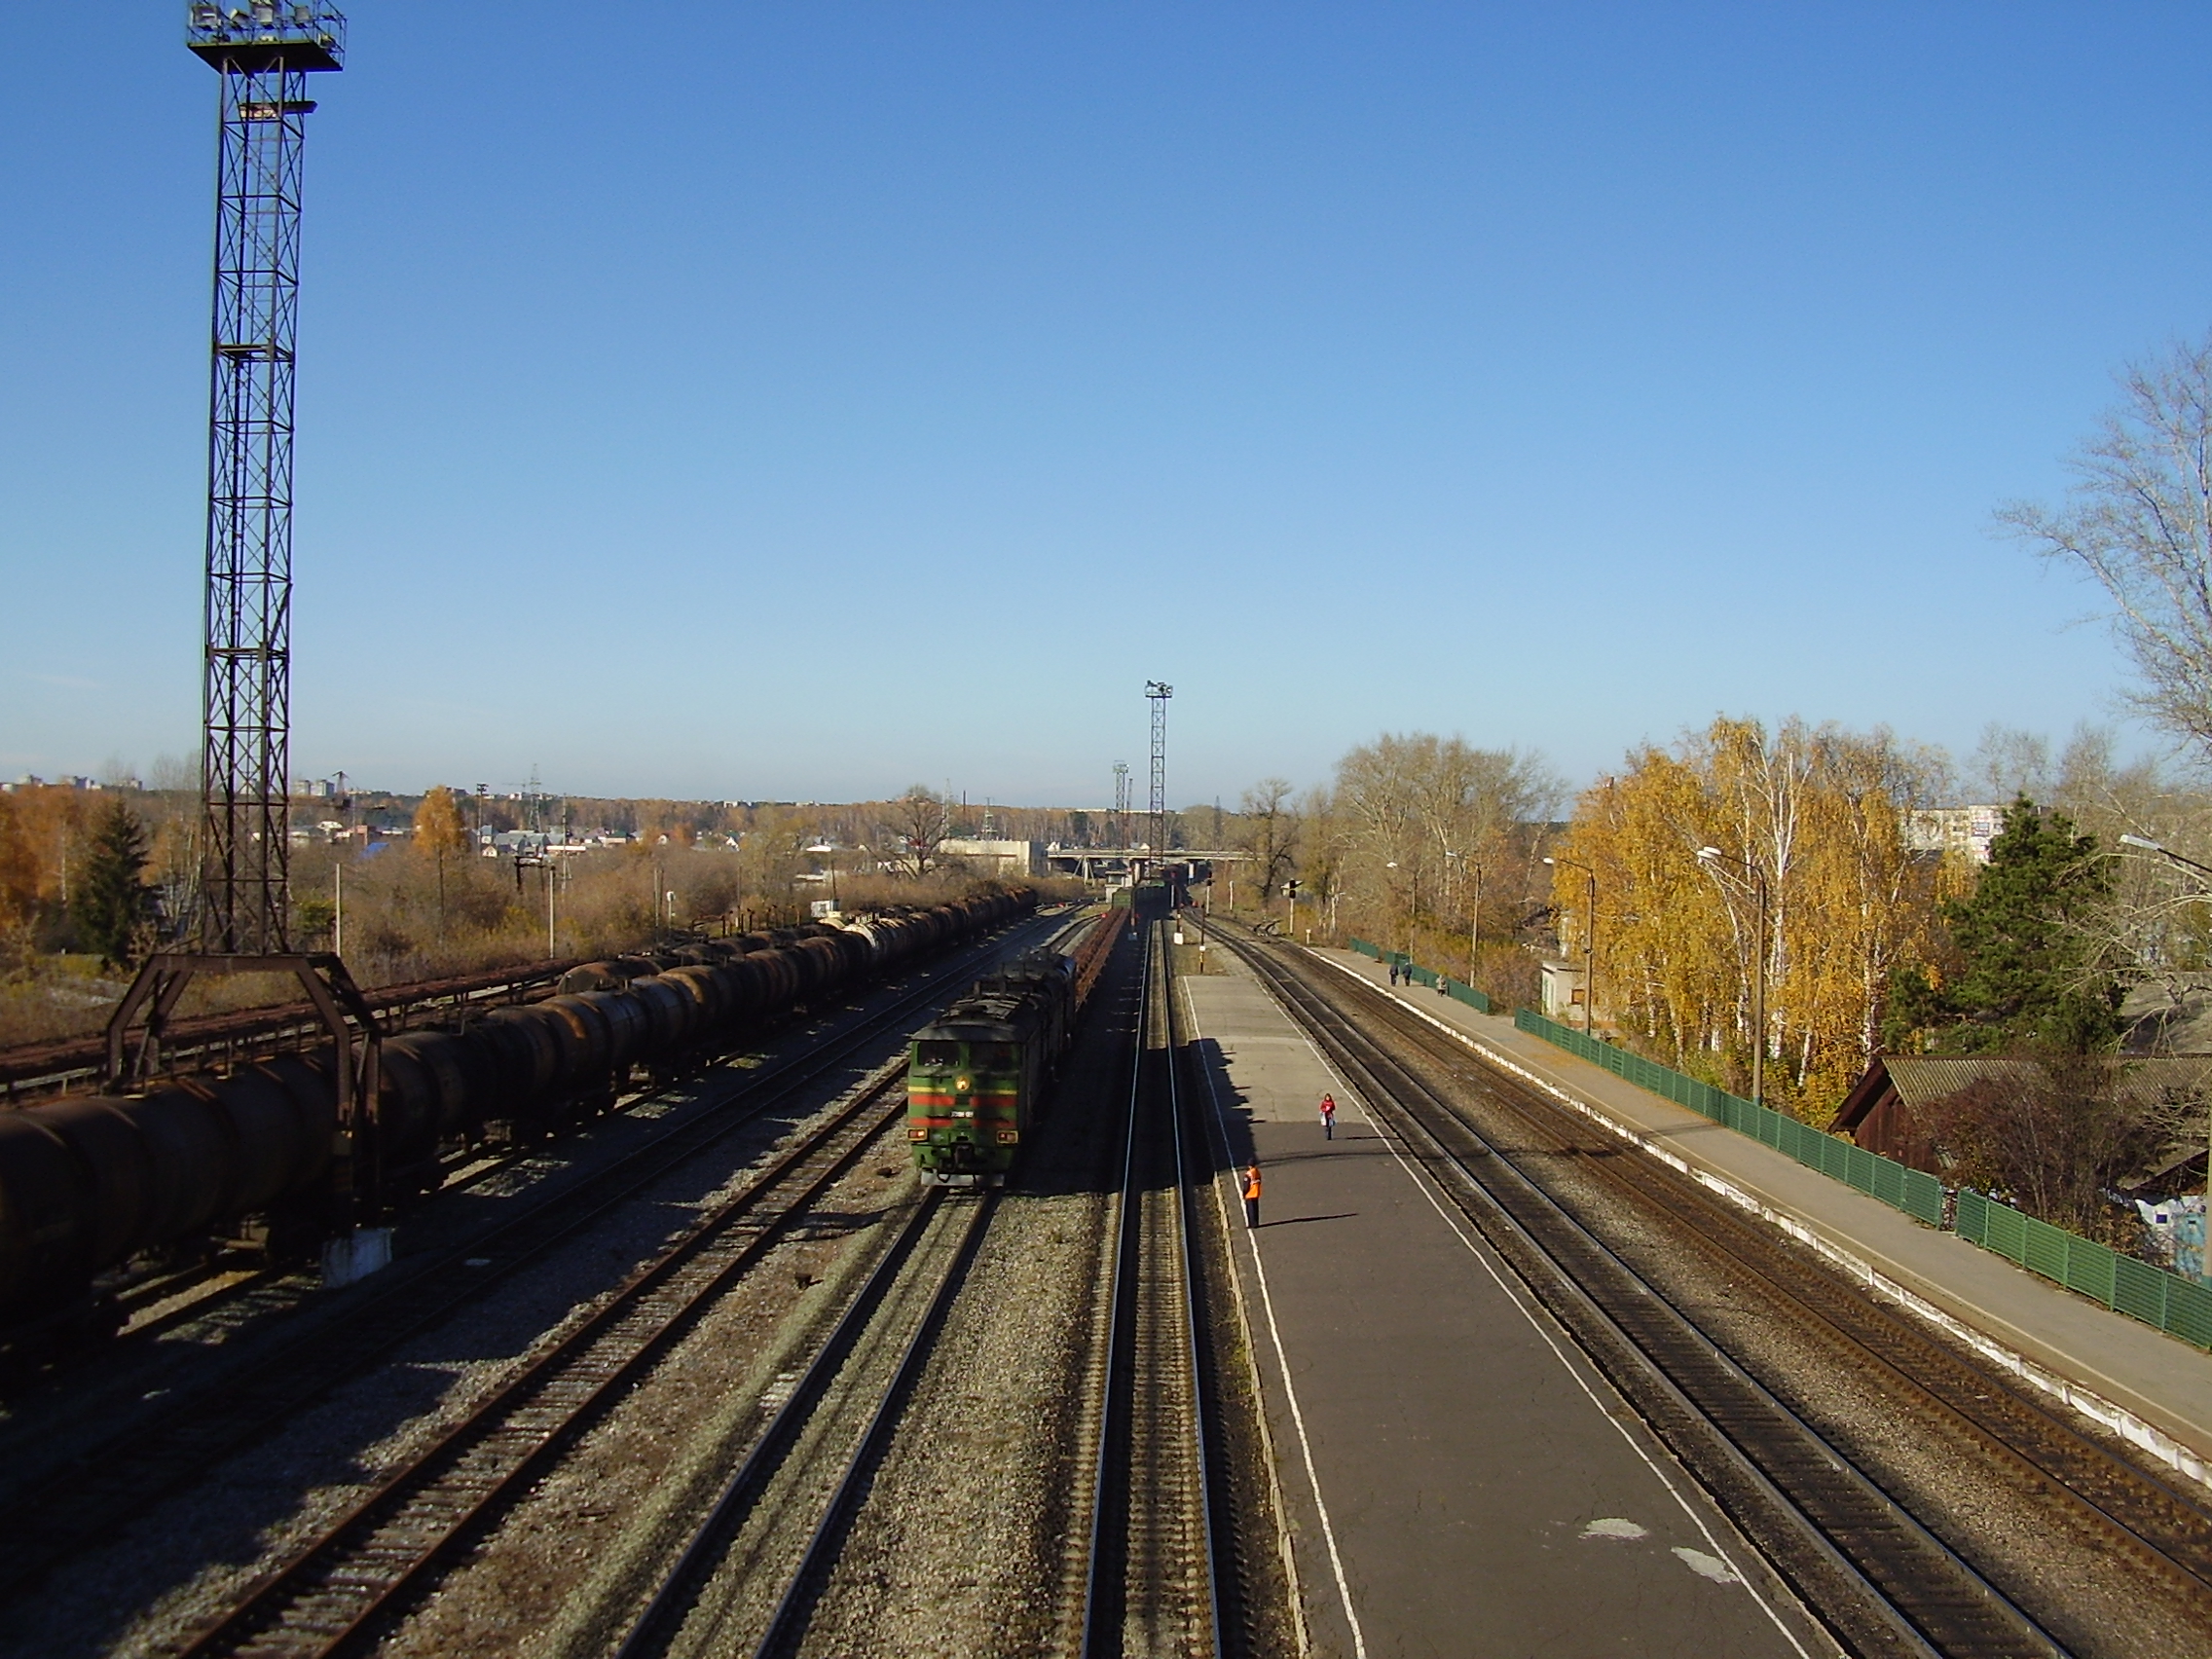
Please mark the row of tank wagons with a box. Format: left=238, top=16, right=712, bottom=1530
left=0, top=890, right=1036, bottom=1340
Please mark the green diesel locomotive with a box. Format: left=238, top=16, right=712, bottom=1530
left=907, top=908, right=1124, bottom=1185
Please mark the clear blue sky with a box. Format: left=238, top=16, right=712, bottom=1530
left=4, top=3, right=2206, bottom=808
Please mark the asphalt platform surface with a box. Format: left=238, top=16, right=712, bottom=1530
left=1308, top=945, right=2212, bottom=1486
left=1180, top=954, right=1836, bottom=1659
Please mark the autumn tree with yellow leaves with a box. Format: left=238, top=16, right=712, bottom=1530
left=1550, top=718, right=1961, bottom=1122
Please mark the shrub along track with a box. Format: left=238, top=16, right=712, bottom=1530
left=1217, top=920, right=2212, bottom=1659
left=0, top=910, right=1064, bottom=1624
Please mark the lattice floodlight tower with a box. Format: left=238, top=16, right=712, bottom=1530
left=108, top=7, right=381, bottom=1235
left=191, top=0, right=343, bottom=954
left=1146, top=682, right=1171, bottom=873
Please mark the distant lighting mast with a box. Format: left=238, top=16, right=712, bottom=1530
left=187, top=1, right=346, bottom=953
left=1146, top=682, right=1172, bottom=871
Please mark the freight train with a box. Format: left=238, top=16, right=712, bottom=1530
left=0, top=890, right=1035, bottom=1347
left=907, top=907, right=1124, bottom=1185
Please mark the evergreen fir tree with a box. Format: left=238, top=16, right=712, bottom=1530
left=71, top=799, right=156, bottom=971
left=1892, top=795, right=2121, bottom=1053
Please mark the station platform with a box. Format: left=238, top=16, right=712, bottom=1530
left=1292, top=944, right=2212, bottom=1493
left=1179, top=954, right=1836, bottom=1658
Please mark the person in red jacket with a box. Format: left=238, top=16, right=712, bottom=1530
left=1243, top=1162, right=1263, bottom=1228
left=1319, top=1092, right=1337, bottom=1140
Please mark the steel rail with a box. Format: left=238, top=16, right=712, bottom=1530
left=1161, top=922, right=1226, bottom=1659
left=1079, top=922, right=1153, bottom=1656
left=601, top=1187, right=956, bottom=1659
left=1220, top=924, right=2065, bottom=1659
left=616, top=914, right=1108, bottom=1658
left=171, top=1068, right=924, bottom=1659
left=747, top=1192, right=999, bottom=1659
left=1081, top=919, right=1223, bottom=1659
left=1289, top=937, right=2212, bottom=1609
left=0, top=912, right=1062, bottom=1606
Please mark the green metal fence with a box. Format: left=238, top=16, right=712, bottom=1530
left=1954, top=1190, right=2212, bottom=1350
left=1514, top=1008, right=1946, bottom=1228
left=1440, top=977, right=1494, bottom=1014
left=1513, top=1009, right=2212, bottom=1351
left=1343, top=940, right=1494, bottom=1011
left=1334, top=938, right=2210, bottom=1349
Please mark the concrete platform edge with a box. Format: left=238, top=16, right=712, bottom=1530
left=1304, top=947, right=2212, bottom=1496
left=1177, top=968, right=1314, bottom=1657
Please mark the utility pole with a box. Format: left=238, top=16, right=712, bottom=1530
left=1113, top=762, right=1129, bottom=848
left=1146, top=682, right=1172, bottom=875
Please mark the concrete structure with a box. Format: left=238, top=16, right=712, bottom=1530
left=1539, top=955, right=1586, bottom=1022
left=1044, top=846, right=1252, bottom=883
left=937, top=838, right=1045, bottom=879
left=1906, top=804, right=2006, bottom=865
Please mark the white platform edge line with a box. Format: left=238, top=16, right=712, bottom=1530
left=1248, top=988, right=1825, bottom=1655
left=1174, top=972, right=1314, bottom=1659
left=1309, top=950, right=2212, bottom=1497
left=1181, top=981, right=1370, bottom=1659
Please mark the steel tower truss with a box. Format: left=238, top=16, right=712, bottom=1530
left=1146, top=682, right=1172, bottom=865
left=189, top=3, right=345, bottom=953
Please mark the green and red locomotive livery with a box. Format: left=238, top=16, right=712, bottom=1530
left=908, top=907, right=1124, bottom=1185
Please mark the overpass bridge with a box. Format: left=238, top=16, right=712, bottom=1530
left=1044, top=846, right=1251, bottom=882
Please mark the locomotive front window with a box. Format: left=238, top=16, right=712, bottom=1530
left=916, top=1040, right=961, bottom=1067
left=973, top=1042, right=1020, bottom=1069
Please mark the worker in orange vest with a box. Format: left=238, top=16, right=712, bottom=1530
left=1319, top=1092, right=1337, bottom=1141
left=1242, top=1162, right=1263, bottom=1229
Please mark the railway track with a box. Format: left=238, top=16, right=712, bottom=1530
left=1082, top=918, right=1225, bottom=1659
left=606, top=1188, right=996, bottom=1659
left=1265, top=936, right=2212, bottom=1646
left=1216, top=920, right=2089, bottom=1659
left=0, top=910, right=1063, bottom=1612
left=167, top=1062, right=932, bottom=1659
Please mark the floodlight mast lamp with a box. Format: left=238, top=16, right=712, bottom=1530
left=1697, top=846, right=1769, bottom=1110
left=1146, top=682, right=1172, bottom=874
left=188, top=2, right=346, bottom=955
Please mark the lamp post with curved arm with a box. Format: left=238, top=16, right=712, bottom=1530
left=2120, top=833, right=2212, bottom=1192
left=1543, top=855, right=1597, bottom=1032
left=1697, top=846, right=1768, bottom=1109
left=1445, top=850, right=1484, bottom=982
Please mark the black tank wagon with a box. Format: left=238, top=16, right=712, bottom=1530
left=0, top=890, right=1034, bottom=1351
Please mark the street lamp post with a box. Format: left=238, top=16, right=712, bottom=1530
left=2120, top=833, right=2212, bottom=1187
left=1698, top=846, right=1769, bottom=1110
left=1447, top=850, right=1483, bottom=983
left=1543, top=855, right=1598, bottom=1033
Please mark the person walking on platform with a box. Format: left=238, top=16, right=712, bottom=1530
left=1387, top=961, right=1399, bottom=986
left=1319, top=1092, right=1337, bottom=1140
left=1242, top=1162, right=1263, bottom=1228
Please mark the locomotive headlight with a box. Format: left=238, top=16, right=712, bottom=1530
left=955, top=1076, right=972, bottom=1092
